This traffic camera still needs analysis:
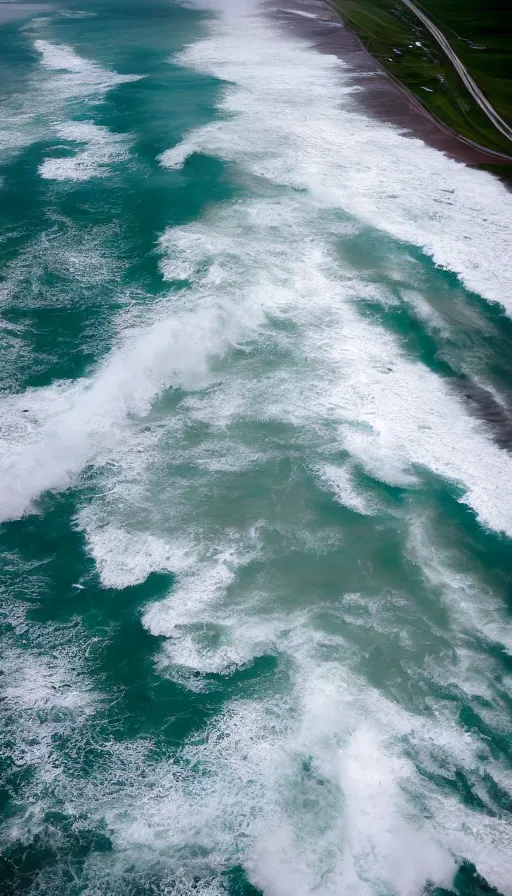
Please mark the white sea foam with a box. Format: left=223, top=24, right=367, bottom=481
left=317, top=463, right=382, bottom=516
left=0, top=288, right=257, bottom=519
left=82, top=523, right=194, bottom=589
left=0, top=221, right=123, bottom=306
left=0, top=635, right=96, bottom=850
left=161, top=201, right=512, bottom=538
left=27, top=636, right=509, bottom=896
left=35, top=38, right=100, bottom=73
left=287, top=9, right=319, bottom=19
left=6, top=581, right=511, bottom=894
left=4, top=653, right=91, bottom=713
left=0, top=39, right=141, bottom=164
left=39, top=120, right=131, bottom=180
left=161, top=17, right=512, bottom=311
left=33, top=38, right=141, bottom=89
left=3, top=185, right=512, bottom=534
left=400, top=288, right=450, bottom=334
left=58, top=9, right=97, bottom=18
left=408, top=519, right=512, bottom=655
left=3, top=11, right=512, bottom=894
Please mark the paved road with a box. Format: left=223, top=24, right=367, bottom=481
left=400, top=0, right=512, bottom=146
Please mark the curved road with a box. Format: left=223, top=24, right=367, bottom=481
left=400, top=0, right=512, bottom=146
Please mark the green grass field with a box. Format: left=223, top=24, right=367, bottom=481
left=333, top=0, right=512, bottom=157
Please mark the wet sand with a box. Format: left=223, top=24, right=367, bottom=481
left=263, top=0, right=512, bottom=165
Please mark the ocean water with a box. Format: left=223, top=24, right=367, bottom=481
left=1, top=1, right=511, bottom=895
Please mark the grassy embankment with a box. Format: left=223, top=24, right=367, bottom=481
left=332, top=0, right=512, bottom=159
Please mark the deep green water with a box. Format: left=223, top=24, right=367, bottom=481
left=1, top=2, right=511, bottom=895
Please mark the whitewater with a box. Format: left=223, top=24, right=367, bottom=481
left=0, top=1, right=511, bottom=895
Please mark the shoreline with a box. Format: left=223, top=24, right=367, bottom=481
left=262, top=0, right=512, bottom=167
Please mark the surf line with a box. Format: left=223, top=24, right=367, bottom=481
left=265, top=0, right=512, bottom=165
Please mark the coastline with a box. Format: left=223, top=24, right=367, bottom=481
left=263, top=0, right=512, bottom=167
left=262, top=0, right=512, bottom=447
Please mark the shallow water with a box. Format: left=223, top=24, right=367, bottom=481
left=0, top=2, right=511, bottom=895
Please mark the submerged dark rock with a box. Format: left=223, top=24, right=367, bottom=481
left=454, top=378, right=512, bottom=450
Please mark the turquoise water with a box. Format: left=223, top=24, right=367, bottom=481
left=1, top=1, right=511, bottom=894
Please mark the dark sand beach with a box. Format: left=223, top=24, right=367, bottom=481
left=263, top=0, right=512, bottom=165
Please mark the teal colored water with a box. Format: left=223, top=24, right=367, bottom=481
left=0, top=2, right=511, bottom=895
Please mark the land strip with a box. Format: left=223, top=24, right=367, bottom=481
left=330, top=0, right=512, bottom=157
left=264, top=0, right=512, bottom=165
left=399, top=0, right=512, bottom=145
